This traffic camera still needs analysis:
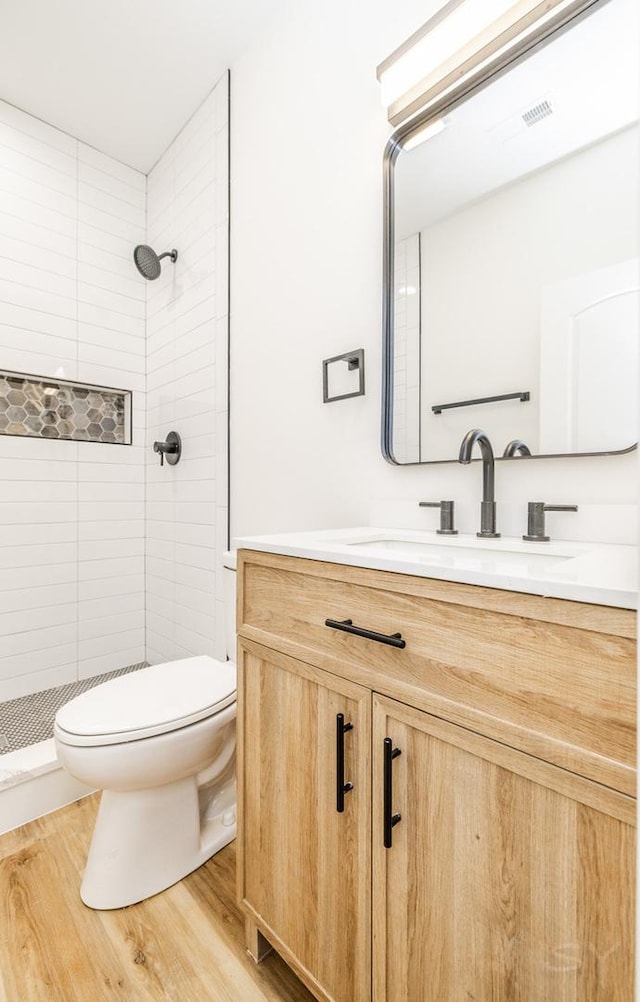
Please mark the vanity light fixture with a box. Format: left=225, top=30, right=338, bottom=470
left=401, top=117, right=446, bottom=150
left=377, top=0, right=582, bottom=126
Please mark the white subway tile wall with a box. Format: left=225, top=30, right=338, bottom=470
left=145, top=74, right=229, bottom=665
left=75, top=132, right=147, bottom=692
left=0, top=99, right=147, bottom=700
left=0, top=75, right=229, bottom=700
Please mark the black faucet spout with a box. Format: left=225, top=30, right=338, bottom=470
left=458, top=429, right=500, bottom=538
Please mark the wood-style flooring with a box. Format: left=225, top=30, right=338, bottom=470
left=0, top=795, right=314, bottom=1002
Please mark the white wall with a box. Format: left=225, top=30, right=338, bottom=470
left=393, top=233, right=420, bottom=464
left=230, top=0, right=637, bottom=543
left=0, top=99, right=146, bottom=701
left=146, top=76, right=229, bottom=665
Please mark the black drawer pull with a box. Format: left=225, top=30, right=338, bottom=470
left=383, top=737, right=402, bottom=848
left=336, top=713, right=354, bottom=813
left=325, top=618, right=406, bottom=649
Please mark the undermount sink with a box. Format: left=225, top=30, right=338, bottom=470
left=233, top=525, right=636, bottom=609
left=344, top=537, right=576, bottom=569
left=342, top=535, right=576, bottom=572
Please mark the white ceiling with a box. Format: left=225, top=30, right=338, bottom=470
left=0, top=0, right=284, bottom=173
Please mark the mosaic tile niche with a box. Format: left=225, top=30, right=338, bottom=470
left=0, top=371, right=132, bottom=445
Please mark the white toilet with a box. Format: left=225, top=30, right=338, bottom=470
left=54, top=551, right=238, bottom=910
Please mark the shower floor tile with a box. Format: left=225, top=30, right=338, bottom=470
left=0, top=662, right=148, bottom=755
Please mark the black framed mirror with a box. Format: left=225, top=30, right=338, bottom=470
left=382, top=0, right=639, bottom=464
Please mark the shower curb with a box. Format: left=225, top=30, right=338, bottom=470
left=0, top=738, right=94, bottom=836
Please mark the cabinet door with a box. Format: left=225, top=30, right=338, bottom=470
left=238, top=639, right=372, bottom=1002
left=372, top=694, right=635, bottom=1002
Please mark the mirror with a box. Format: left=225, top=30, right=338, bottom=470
left=382, top=0, right=639, bottom=464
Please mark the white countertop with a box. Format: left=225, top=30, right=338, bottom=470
left=233, top=526, right=638, bottom=610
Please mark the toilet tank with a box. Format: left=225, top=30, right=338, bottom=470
left=222, top=550, right=237, bottom=663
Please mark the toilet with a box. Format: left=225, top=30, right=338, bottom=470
left=54, top=551, right=238, bottom=910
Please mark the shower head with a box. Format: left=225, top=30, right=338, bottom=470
left=133, top=244, right=178, bottom=280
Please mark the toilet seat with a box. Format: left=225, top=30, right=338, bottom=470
left=54, top=656, right=236, bottom=747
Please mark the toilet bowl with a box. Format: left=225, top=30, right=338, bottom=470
left=55, top=656, right=237, bottom=909
left=54, top=551, right=239, bottom=910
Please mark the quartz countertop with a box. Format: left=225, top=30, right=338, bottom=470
left=233, top=526, right=638, bottom=610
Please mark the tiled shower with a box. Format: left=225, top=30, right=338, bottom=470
left=145, top=81, right=229, bottom=668
left=0, top=75, right=229, bottom=761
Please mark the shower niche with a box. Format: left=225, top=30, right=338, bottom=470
left=0, top=370, right=132, bottom=445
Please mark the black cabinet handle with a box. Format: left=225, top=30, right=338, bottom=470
left=325, top=618, right=406, bottom=649
left=336, top=713, right=354, bottom=813
left=383, top=737, right=402, bottom=848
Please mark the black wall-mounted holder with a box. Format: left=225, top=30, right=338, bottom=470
left=431, top=390, right=530, bottom=414
left=153, top=430, right=181, bottom=466
left=322, top=348, right=365, bottom=403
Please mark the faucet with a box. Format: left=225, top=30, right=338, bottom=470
left=458, top=429, right=500, bottom=538
left=503, top=439, right=531, bottom=457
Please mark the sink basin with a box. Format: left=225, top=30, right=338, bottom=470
left=343, top=537, right=574, bottom=573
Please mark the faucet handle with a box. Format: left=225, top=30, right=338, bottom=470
left=153, top=431, right=182, bottom=468
left=418, top=500, right=458, bottom=535
left=523, top=502, right=578, bottom=542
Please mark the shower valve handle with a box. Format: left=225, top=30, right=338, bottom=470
left=153, top=431, right=182, bottom=467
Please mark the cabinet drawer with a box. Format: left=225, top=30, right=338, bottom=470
left=238, top=549, right=636, bottom=796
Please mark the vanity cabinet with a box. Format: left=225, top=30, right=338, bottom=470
left=238, top=641, right=372, bottom=1002
left=373, top=694, right=634, bottom=1002
left=236, top=549, right=636, bottom=1002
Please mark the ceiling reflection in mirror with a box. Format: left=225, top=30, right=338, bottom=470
left=384, top=0, right=639, bottom=464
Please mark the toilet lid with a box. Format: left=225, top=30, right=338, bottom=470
left=54, top=656, right=236, bottom=746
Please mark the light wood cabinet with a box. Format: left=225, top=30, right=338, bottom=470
left=237, top=641, right=372, bottom=1002
left=372, top=694, right=634, bottom=1002
left=237, top=549, right=636, bottom=1002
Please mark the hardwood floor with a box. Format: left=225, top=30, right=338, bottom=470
left=0, top=795, right=314, bottom=1002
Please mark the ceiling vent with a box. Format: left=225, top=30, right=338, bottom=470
left=521, top=99, right=553, bottom=127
